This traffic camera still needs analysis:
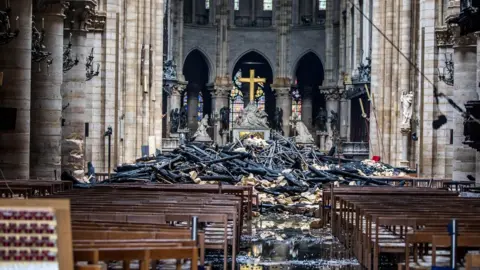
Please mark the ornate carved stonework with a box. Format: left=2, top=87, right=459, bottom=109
left=319, top=86, right=344, bottom=100
left=435, top=26, right=454, bottom=47
left=274, top=88, right=291, bottom=98
left=171, top=83, right=186, bottom=96
left=451, top=25, right=477, bottom=46
left=64, top=0, right=97, bottom=31
left=34, top=0, right=70, bottom=16
left=210, top=87, right=231, bottom=99
left=88, top=10, right=106, bottom=32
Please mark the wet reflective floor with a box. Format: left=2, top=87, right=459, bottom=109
left=205, top=214, right=361, bottom=270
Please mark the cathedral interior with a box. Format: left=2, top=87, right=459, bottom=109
left=0, top=0, right=479, bottom=183
left=1, top=0, right=480, bottom=269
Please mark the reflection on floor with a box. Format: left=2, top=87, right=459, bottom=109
left=205, top=214, right=361, bottom=270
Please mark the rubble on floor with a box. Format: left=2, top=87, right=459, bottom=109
left=64, top=135, right=414, bottom=211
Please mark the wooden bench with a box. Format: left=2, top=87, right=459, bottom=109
left=46, top=187, right=243, bottom=270
left=466, top=253, right=480, bottom=270
left=326, top=187, right=480, bottom=270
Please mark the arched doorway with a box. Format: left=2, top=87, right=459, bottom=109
left=231, top=51, right=274, bottom=128
left=182, top=49, right=211, bottom=134
left=294, top=52, right=324, bottom=132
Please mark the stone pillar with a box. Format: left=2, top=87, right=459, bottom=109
left=399, top=125, right=411, bottom=167
left=0, top=0, right=32, bottom=179
left=187, top=85, right=200, bottom=132
left=61, top=2, right=95, bottom=178
left=452, top=29, right=478, bottom=181
left=211, top=86, right=230, bottom=144
left=167, top=84, right=186, bottom=135
left=274, top=87, right=292, bottom=136
left=321, top=88, right=341, bottom=149
left=301, top=87, right=313, bottom=131
left=30, top=2, right=68, bottom=179
left=174, top=0, right=185, bottom=80
left=339, top=97, right=349, bottom=140
left=476, top=31, right=480, bottom=184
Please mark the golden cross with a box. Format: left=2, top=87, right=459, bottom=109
left=238, top=69, right=266, bottom=103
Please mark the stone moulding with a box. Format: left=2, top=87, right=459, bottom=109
left=435, top=26, right=454, bottom=47
left=89, top=10, right=106, bottom=32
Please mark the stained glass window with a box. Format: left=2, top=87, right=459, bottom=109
left=182, top=92, right=204, bottom=122
left=234, top=0, right=239, bottom=10
left=263, top=0, right=272, bottom=10
left=292, top=89, right=302, bottom=119
left=255, top=78, right=265, bottom=111
left=230, top=86, right=244, bottom=129
left=318, top=0, right=326, bottom=10
left=205, top=0, right=210, bottom=9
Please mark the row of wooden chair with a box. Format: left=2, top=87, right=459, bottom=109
left=47, top=185, right=245, bottom=270
left=323, top=186, right=480, bottom=270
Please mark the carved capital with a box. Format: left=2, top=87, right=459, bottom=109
left=171, top=83, right=186, bottom=96
left=319, top=86, right=343, bottom=100
left=34, top=0, right=70, bottom=17
left=435, top=26, right=454, bottom=47
left=210, top=85, right=231, bottom=99
left=273, top=87, right=290, bottom=98
left=88, top=10, right=106, bottom=32
left=475, top=31, right=480, bottom=38
left=452, top=25, right=477, bottom=47
left=64, top=0, right=97, bottom=31
left=400, top=124, right=411, bottom=134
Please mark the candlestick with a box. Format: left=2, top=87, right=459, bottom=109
left=15, top=16, right=18, bottom=29
left=365, top=84, right=371, bottom=101
left=96, top=63, right=100, bottom=73
left=359, top=98, right=366, bottom=118
left=42, top=18, right=44, bottom=29
left=6, top=0, right=10, bottom=9
left=69, top=32, right=72, bottom=42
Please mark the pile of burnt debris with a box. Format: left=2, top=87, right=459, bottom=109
left=64, top=134, right=414, bottom=213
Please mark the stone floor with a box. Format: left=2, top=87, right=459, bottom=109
left=205, top=214, right=361, bottom=270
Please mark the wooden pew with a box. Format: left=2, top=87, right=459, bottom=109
left=74, top=244, right=198, bottom=270
left=46, top=187, right=242, bottom=270
left=326, top=187, right=480, bottom=270
left=466, top=253, right=480, bottom=270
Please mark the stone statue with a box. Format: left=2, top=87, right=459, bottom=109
left=273, top=107, right=283, bottom=133
left=330, top=110, right=339, bottom=132
left=237, top=103, right=269, bottom=128
left=170, top=108, right=180, bottom=133
left=400, top=90, right=414, bottom=125
left=163, top=59, right=177, bottom=80
left=179, top=106, right=188, bottom=129
left=193, top=115, right=212, bottom=142
left=219, top=107, right=230, bottom=131
left=315, top=107, right=328, bottom=132
left=295, top=121, right=314, bottom=144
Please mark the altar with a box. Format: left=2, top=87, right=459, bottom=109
left=231, top=69, right=271, bottom=141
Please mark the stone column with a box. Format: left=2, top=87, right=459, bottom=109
left=301, top=87, right=313, bottom=131
left=274, top=87, right=292, bottom=136
left=339, top=97, right=349, bottom=140
left=0, top=0, right=32, bottom=179
left=167, top=84, right=186, bottom=135
left=173, top=0, right=185, bottom=81
left=187, top=85, right=200, bottom=132
left=211, top=86, right=230, bottom=144
left=321, top=88, right=341, bottom=149
left=476, top=31, right=480, bottom=184
left=399, top=125, right=411, bottom=167
left=452, top=29, right=478, bottom=181
left=61, top=2, right=95, bottom=178
left=30, top=2, right=68, bottom=179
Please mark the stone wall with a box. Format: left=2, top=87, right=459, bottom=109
left=182, top=26, right=326, bottom=81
